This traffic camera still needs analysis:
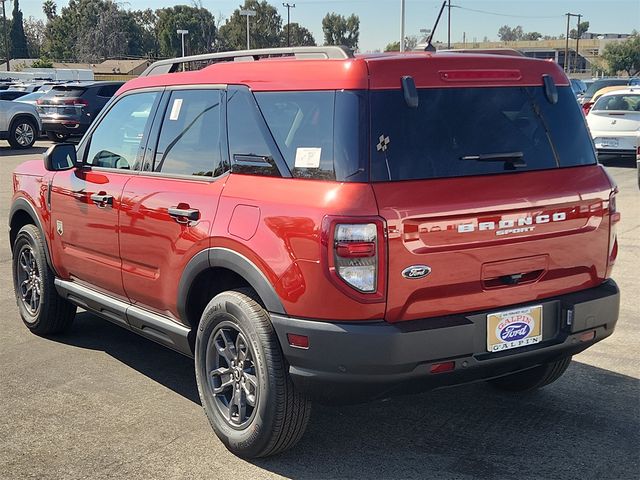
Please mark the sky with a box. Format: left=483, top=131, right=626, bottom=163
left=21, top=0, right=640, bottom=52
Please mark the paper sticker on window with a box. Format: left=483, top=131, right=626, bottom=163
left=294, top=147, right=321, bottom=168
left=169, top=98, right=183, bottom=121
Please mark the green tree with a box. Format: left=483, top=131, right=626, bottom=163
left=31, top=56, right=54, bottom=68
left=498, top=25, right=523, bottom=41
left=522, top=31, right=542, bottom=41
left=45, top=0, right=146, bottom=61
left=322, top=12, right=359, bottom=50
left=569, top=21, right=589, bottom=40
left=156, top=5, right=216, bottom=57
left=10, top=0, right=29, bottom=58
left=218, top=1, right=282, bottom=51
left=601, top=34, right=640, bottom=76
left=279, top=22, right=315, bottom=47
left=132, top=8, right=159, bottom=57
left=384, top=41, right=400, bottom=52
left=384, top=36, right=417, bottom=52
left=23, top=16, right=45, bottom=58
left=42, top=0, right=57, bottom=21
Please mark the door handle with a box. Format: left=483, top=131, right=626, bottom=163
left=168, top=206, right=200, bottom=223
left=90, top=192, right=113, bottom=208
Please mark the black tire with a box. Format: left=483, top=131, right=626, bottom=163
left=488, top=356, right=572, bottom=392
left=12, top=224, right=76, bottom=335
left=195, top=288, right=311, bottom=458
left=8, top=117, right=37, bottom=149
left=46, top=131, right=70, bottom=143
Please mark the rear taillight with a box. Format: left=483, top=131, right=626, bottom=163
left=582, top=102, right=593, bottom=115
left=322, top=217, right=386, bottom=302
left=62, top=98, right=89, bottom=107
left=334, top=224, right=377, bottom=292
left=606, top=189, right=620, bottom=277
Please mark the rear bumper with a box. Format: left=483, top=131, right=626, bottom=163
left=271, top=280, right=620, bottom=403
left=42, top=120, right=89, bottom=135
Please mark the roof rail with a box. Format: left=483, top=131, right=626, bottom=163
left=438, top=48, right=525, bottom=57
left=140, top=46, right=354, bottom=77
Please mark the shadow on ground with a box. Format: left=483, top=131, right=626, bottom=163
left=53, top=312, right=639, bottom=480
left=598, top=154, right=636, bottom=169
left=0, top=144, right=49, bottom=156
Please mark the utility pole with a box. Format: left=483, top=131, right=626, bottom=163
left=564, top=12, right=582, bottom=73
left=1, top=0, right=9, bottom=71
left=447, top=0, right=451, bottom=49
left=575, top=13, right=582, bottom=73
left=400, top=0, right=405, bottom=52
left=240, top=9, right=256, bottom=50
left=282, top=3, right=295, bottom=47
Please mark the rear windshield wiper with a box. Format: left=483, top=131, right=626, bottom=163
left=460, top=151, right=526, bottom=169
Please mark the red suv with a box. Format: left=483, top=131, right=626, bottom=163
left=10, top=47, right=620, bottom=458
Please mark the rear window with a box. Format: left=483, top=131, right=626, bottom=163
left=593, top=94, right=640, bottom=111
left=50, top=86, right=88, bottom=97
left=370, top=86, right=596, bottom=182
left=584, top=79, right=629, bottom=98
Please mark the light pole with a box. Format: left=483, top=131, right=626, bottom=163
left=1, top=0, right=9, bottom=71
left=176, top=29, right=189, bottom=58
left=240, top=9, right=256, bottom=50
left=400, top=0, right=406, bottom=52
left=283, top=3, right=295, bottom=47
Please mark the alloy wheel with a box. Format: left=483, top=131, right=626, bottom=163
left=16, top=245, right=42, bottom=317
left=15, top=123, right=35, bottom=147
left=206, top=322, right=259, bottom=428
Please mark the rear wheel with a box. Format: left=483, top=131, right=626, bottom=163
left=194, top=289, right=311, bottom=458
left=12, top=224, right=76, bottom=334
left=46, top=131, right=70, bottom=143
left=488, top=356, right=572, bottom=392
left=8, top=118, right=37, bottom=149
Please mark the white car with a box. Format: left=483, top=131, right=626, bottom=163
left=587, top=87, right=640, bottom=157
left=0, top=100, right=42, bottom=149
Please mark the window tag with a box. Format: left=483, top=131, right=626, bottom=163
left=294, top=147, right=321, bottom=168
left=169, top=98, right=183, bottom=120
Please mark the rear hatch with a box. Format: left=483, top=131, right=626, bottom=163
left=37, top=85, right=88, bottom=120
left=367, top=62, right=615, bottom=323
left=587, top=92, right=640, bottom=151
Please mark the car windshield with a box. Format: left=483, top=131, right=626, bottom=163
left=370, top=86, right=596, bottom=182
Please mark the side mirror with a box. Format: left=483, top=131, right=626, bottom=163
left=43, top=143, right=80, bottom=171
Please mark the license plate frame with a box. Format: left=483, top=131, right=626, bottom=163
left=486, top=305, right=543, bottom=352
left=598, top=137, right=619, bottom=148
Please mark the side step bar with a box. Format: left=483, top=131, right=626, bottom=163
left=54, top=279, right=193, bottom=357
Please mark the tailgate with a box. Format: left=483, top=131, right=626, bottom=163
left=374, top=166, right=613, bottom=322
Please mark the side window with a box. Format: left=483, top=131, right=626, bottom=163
left=227, top=87, right=281, bottom=176
left=153, top=89, right=224, bottom=177
left=85, top=91, right=159, bottom=170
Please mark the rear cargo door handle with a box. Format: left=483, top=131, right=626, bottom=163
left=90, top=192, right=113, bottom=208
left=168, top=206, right=200, bottom=223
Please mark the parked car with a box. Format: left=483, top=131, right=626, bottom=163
left=581, top=77, right=640, bottom=111
left=0, top=99, right=41, bottom=148
left=570, top=78, right=587, bottom=97
left=36, top=81, right=123, bottom=142
left=13, top=91, right=45, bottom=106
left=0, top=90, right=28, bottom=101
left=587, top=88, right=640, bottom=158
left=10, top=46, right=620, bottom=458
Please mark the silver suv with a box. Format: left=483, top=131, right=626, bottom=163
left=0, top=100, right=41, bottom=149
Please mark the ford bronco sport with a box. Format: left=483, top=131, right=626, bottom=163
left=10, top=46, right=620, bottom=458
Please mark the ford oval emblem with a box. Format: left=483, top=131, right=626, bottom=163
left=498, top=322, right=531, bottom=342
left=402, top=265, right=431, bottom=279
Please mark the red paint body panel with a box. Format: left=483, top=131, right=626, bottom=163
left=373, top=165, right=613, bottom=322
left=48, top=169, right=132, bottom=298
left=119, top=175, right=225, bottom=319
left=118, top=52, right=569, bottom=96
left=215, top=175, right=383, bottom=320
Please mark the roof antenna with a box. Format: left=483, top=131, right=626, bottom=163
left=425, top=0, right=447, bottom=52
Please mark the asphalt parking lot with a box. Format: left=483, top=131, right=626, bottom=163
left=1, top=141, right=638, bottom=480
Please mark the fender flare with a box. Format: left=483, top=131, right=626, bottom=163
left=177, top=247, right=286, bottom=325
left=9, top=197, right=57, bottom=274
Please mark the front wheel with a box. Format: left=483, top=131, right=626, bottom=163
left=12, top=224, right=76, bottom=334
left=194, top=289, right=311, bottom=458
left=8, top=118, right=37, bottom=149
left=487, top=356, right=572, bottom=392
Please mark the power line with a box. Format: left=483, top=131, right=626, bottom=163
left=451, top=5, right=561, bottom=19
